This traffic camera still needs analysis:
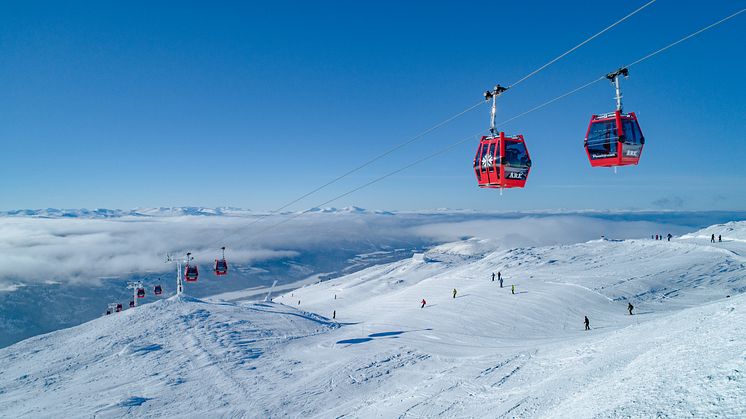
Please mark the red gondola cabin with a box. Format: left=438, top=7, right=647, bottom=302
left=116, top=303, right=123, bottom=312
left=185, top=265, right=199, bottom=282
left=136, top=287, right=145, bottom=298
left=584, top=110, right=644, bottom=167
left=154, top=284, right=163, bottom=295
left=214, top=259, right=228, bottom=276
left=474, top=132, right=532, bottom=189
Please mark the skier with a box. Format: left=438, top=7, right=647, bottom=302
left=452, top=288, right=457, bottom=299
left=334, top=294, right=337, bottom=300
left=628, top=302, right=634, bottom=315
left=667, top=233, right=672, bottom=241
left=584, top=316, right=590, bottom=331
left=511, top=284, right=515, bottom=295
left=711, top=234, right=715, bottom=243
left=719, top=235, right=722, bottom=242
left=655, top=234, right=658, bottom=240
left=333, top=310, right=336, bottom=319
left=492, top=272, right=495, bottom=282
left=421, top=299, right=427, bottom=308
left=499, top=275, right=503, bottom=288
left=298, top=300, right=301, bottom=305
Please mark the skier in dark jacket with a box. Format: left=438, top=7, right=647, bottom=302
left=719, top=235, right=722, bottom=242
left=628, top=302, right=634, bottom=315
left=584, top=316, right=590, bottom=331
left=711, top=234, right=715, bottom=243
left=492, top=272, right=495, bottom=282
left=452, top=288, right=457, bottom=298
left=667, top=233, right=672, bottom=241
left=421, top=299, right=426, bottom=308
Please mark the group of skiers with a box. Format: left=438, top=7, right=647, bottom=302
left=655, top=233, right=725, bottom=243
left=421, top=270, right=513, bottom=309
left=418, top=269, right=639, bottom=332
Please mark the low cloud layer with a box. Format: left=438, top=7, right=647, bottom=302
left=0, top=211, right=706, bottom=290
left=410, top=216, right=684, bottom=248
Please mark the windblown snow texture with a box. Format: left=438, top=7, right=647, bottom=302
left=1, top=222, right=745, bottom=417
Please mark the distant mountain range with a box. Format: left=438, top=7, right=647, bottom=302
left=0, top=206, right=394, bottom=218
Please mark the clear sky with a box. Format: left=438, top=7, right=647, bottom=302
left=1, top=1, right=744, bottom=212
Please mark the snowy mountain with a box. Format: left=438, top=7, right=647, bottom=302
left=0, top=206, right=397, bottom=218
left=1, top=222, right=745, bottom=417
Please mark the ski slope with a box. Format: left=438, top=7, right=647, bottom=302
left=1, top=223, right=745, bottom=417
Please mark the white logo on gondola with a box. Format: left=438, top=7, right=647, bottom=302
left=481, top=154, right=494, bottom=169
left=507, top=171, right=525, bottom=179
left=625, top=150, right=639, bottom=157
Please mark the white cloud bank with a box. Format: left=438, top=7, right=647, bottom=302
left=0, top=211, right=695, bottom=290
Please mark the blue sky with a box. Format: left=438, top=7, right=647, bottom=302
left=1, top=1, right=744, bottom=211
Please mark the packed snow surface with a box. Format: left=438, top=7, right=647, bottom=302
left=1, top=223, right=746, bottom=417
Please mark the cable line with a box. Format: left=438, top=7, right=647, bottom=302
left=625, top=7, right=745, bottom=69
left=507, top=0, right=657, bottom=88
left=245, top=1, right=658, bottom=216
left=197, top=2, right=656, bottom=256
left=245, top=7, right=745, bottom=240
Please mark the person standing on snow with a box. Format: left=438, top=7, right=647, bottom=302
left=711, top=234, right=716, bottom=243
left=667, top=233, right=672, bottom=241
left=511, top=284, right=515, bottom=295
left=499, top=275, right=503, bottom=288
left=333, top=310, right=336, bottom=319
left=492, top=272, right=495, bottom=282
left=421, top=299, right=426, bottom=308
left=584, top=316, right=590, bottom=331
left=719, top=235, right=722, bottom=242
left=452, top=288, right=457, bottom=298
left=628, top=302, right=634, bottom=315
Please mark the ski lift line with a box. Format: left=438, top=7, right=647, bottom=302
left=503, top=76, right=608, bottom=125
left=251, top=80, right=601, bottom=236
left=193, top=2, right=659, bottom=255
left=195, top=99, right=484, bottom=253
left=624, top=7, right=746, bottom=70
left=507, top=0, right=658, bottom=89
left=271, top=99, right=486, bottom=214
left=197, top=8, right=743, bottom=257
left=245, top=8, right=745, bottom=238
left=225, top=0, right=658, bottom=226
left=249, top=130, right=488, bottom=238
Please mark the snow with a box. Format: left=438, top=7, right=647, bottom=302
left=1, top=222, right=746, bottom=417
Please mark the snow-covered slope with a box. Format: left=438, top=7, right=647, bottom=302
left=1, top=224, right=746, bottom=417
left=682, top=221, right=746, bottom=242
